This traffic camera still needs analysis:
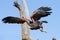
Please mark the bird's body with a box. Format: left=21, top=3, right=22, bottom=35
left=27, top=21, right=42, bottom=30
left=2, top=7, right=52, bottom=32
left=2, top=16, right=47, bottom=30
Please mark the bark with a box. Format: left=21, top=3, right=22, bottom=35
left=14, top=1, right=31, bottom=40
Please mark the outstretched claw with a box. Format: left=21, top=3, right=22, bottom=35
left=40, top=29, right=47, bottom=33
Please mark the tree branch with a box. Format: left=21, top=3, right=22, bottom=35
left=14, top=1, right=21, bottom=10
left=22, top=0, right=31, bottom=40
left=14, top=1, right=24, bottom=18
left=14, top=1, right=27, bottom=40
left=14, top=1, right=31, bottom=40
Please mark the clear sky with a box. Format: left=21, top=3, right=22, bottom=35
left=0, top=0, right=60, bottom=40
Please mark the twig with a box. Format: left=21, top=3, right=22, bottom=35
left=14, top=1, right=21, bottom=10
left=14, top=1, right=24, bottom=17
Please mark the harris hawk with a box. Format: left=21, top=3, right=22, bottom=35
left=2, top=7, right=52, bottom=32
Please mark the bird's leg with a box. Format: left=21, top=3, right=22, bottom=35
left=38, top=24, right=43, bottom=31
left=40, top=29, right=47, bottom=33
left=38, top=23, right=43, bottom=29
left=40, top=27, right=47, bottom=33
left=39, top=24, right=47, bottom=33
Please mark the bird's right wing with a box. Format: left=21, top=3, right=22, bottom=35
left=30, top=7, right=52, bottom=21
left=2, top=16, right=25, bottom=24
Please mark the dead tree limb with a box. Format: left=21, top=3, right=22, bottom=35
left=14, top=1, right=28, bottom=40
left=21, top=0, right=31, bottom=40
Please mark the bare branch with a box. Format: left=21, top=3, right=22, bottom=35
left=14, top=1, right=21, bottom=10
left=14, top=1, right=31, bottom=40
left=14, top=1, right=27, bottom=40
left=22, top=0, right=31, bottom=40
left=14, top=1, right=24, bottom=18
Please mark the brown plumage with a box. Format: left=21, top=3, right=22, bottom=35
left=30, top=7, right=52, bottom=21
left=2, top=16, right=25, bottom=24
left=2, top=7, right=52, bottom=30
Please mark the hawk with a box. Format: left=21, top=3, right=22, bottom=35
left=2, top=7, right=52, bottom=32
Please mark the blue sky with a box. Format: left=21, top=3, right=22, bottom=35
left=0, top=0, right=60, bottom=40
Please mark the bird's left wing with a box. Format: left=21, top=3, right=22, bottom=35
left=2, top=16, right=25, bottom=24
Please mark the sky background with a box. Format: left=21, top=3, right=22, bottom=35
left=0, top=0, right=60, bottom=40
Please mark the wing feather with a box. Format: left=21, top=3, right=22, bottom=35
left=2, top=16, right=25, bottom=24
left=30, top=7, right=52, bottom=20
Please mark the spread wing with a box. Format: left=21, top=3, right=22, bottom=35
left=30, top=7, right=52, bottom=21
left=2, top=16, right=25, bottom=24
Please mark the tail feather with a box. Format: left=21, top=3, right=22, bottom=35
left=41, top=21, right=48, bottom=23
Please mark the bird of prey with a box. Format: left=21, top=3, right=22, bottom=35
left=2, top=7, right=52, bottom=31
